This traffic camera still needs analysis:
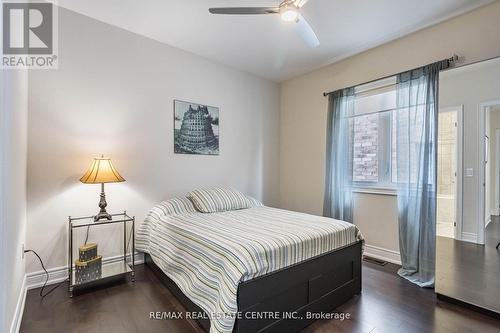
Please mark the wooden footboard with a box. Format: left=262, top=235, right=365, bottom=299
left=145, top=240, right=362, bottom=333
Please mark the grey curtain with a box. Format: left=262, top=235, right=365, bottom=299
left=323, top=88, right=355, bottom=221
left=395, top=60, right=449, bottom=287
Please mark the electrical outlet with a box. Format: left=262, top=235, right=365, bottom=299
left=22, top=243, right=25, bottom=259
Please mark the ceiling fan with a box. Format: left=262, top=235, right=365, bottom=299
left=208, top=0, right=319, bottom=48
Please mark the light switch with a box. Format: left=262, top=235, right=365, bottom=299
left=465, top=168, right=474, bottom=177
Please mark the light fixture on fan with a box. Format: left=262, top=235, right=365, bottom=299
left=280, top=4, right=298, bottom=22
left=209, top=0, right=319, bottom=48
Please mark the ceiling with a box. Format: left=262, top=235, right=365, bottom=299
left=57, top=0, right=494, bottom=82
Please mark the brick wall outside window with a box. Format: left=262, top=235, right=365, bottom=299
left=353, top=114, right=379, bottom=182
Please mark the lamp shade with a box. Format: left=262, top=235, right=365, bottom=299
left=80, top=156, right=125, bottom=184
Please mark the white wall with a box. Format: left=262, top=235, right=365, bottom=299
left=280, top=2, right=500, bottom=257
left=0, top=68, right=28, bottom=333
left=26, top=8, right=281, bottom=275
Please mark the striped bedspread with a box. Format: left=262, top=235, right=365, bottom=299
left=137, top=202, right=363, bottom=333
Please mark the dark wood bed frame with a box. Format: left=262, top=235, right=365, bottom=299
left=145, top=240, right=362, bottom=333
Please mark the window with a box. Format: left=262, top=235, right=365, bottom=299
left=351, top=77, right=397, bottom=189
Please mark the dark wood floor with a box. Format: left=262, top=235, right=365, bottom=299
left=436, top=216, right=500, bottom=314
left=20, top=260, right=500, bottom=333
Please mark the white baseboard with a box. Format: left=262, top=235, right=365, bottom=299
left=11, top=253, right=143, bottom=332
left=26, top=263, right=68, bottom=290
left=461, top=232, right=478, bottom=244
left=26, top=252, right=144, bottom=290
left=9, top=275, right=26, bottom=333
left=363, top=244, right=401, bottom=265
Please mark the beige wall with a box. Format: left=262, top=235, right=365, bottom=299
left=280, top=2, right=500, bottom=255
left=352, top=192, right=400, bottom=261
left=27, top=9, right=281, bottom=275
left=437, top=110, right=457, bottom=232
left=437, top=111, right=457, bottom=197
left=0, top=69, right=28, bottom=332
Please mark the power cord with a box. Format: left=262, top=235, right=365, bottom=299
left=24, top=249, right=67, bottom=298
left=84, top=225, right=90, bottom=245
left=84, top=222, right=132, bottom=256
left=25, top=218, right=134, bottom=299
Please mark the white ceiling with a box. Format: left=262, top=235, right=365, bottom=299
left=57, top=0, right=494, bottom=82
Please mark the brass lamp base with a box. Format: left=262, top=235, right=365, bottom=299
left=94, top=183, right=112, bottom=222
left=94, top=211, right=112, bottom=222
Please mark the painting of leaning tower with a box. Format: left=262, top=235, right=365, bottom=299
left=174, top=100, right=219, bottom=155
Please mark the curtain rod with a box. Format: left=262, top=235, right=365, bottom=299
left=322, top=54, right=459, bottom=97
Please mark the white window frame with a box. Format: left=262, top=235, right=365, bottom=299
left=350, top=77, right=398, bottom=193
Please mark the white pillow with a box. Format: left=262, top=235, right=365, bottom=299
left=157, top=197, right=197, bottom=215
left=188, top=188, right=260, bottom=213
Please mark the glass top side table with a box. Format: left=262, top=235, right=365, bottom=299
left=68, top=211, right=135, bottom=297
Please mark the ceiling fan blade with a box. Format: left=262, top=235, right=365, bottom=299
left=294, top=14, right=320, bottom=48
left=209, top=7, right=279, bottom=15
left=294, top=0, right=310, bottom=8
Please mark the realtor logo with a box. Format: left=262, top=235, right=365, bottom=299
left=2, top=1, right=58, bottom=69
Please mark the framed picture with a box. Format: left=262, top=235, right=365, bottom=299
left=174, top=100, right=219, bottom=155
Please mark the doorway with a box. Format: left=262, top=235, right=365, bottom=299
left=480, top=103, right=500, bottom=244
left=437, top=106, right=463, bottom=239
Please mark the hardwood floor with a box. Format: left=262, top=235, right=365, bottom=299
left=436, top=215, right=500, bottom=315
left=20, top=260, right=500, bottom=333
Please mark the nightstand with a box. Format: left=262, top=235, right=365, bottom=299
left=68, top=211, right=135, bottom=297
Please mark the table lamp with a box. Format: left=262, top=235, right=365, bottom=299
left=80, top=155, right=125, bottom=221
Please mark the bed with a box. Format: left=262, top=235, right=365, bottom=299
left=137, top=190, right=363, bottom=333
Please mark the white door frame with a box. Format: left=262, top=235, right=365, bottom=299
left=495, top=129, right=500, bottom=217
left=478, top=100, right=500, bottom=245
left=0, top=65, right=6, bottom=333
left=439, top=106, right=464, bottom=240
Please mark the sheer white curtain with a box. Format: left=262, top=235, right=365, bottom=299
left=323, top=88, right=355, bottom=221
left=395, top=60, right=449, bottom=287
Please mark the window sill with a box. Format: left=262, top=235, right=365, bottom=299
left=352, top=187, right=397, bottom=196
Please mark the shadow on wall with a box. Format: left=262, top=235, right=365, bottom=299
left=25, top=181, right=152, bottom=273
